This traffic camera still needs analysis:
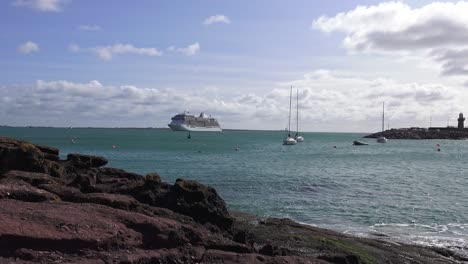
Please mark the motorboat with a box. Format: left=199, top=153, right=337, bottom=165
left=377, top=136, right=387, bottom=143
left=353, top=141, right=368, bottom=146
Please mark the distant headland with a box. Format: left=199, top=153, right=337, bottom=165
left=365, top=112, right=468, bottom=140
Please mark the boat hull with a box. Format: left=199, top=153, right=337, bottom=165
left=283, top=137, right=297, bottom=145
left=168, top=123, right=222, bottom=132
left=376, top=137, right=387, bottom=143
left=295, top=135, right=304, bottom=142
left=353, top=141, right=368, bottom=146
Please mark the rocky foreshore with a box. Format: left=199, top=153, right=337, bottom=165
left=0, top=137, right=466, bottom=264
left=364, top=129, right=468, bottom=140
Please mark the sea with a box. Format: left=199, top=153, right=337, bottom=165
left=1, top=127, right=467, bottom=256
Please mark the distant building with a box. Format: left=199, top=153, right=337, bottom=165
left=429, top=112, right=467, bottom=131
left=458, top=113, right=465, bottom=129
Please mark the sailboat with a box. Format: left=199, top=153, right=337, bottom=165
left=294, top=88, right=304, bottom=142
left=283, top=86, right=297, bottom=145
left=377, top=102, right=388, bottom=143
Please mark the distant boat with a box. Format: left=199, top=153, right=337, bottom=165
left=377, top=102, right=387, bottom=143
left=294, top=87, right=304, bottom=142
left=353, top=141, right=368, bottom=146
left=168, top=111, right=222, bottom=132
left=283, top=86, right=297, bottom=145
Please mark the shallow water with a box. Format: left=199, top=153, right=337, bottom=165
left=2, top=127, right=467, bottom=255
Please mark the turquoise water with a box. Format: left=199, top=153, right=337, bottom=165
left=1, top=127, right=467, bottom=254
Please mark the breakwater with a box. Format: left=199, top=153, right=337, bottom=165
left=364, top=129, right=468, bottom=139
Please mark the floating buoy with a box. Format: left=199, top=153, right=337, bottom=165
left=112, top=145, right=116, bottom=149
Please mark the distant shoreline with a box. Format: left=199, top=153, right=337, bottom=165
left=0, top=125, right=370, bottom=133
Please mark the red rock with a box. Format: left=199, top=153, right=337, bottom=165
left=0, top=179, right=60, bottom=202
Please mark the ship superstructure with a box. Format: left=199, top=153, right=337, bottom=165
left=168, top=111, right=222, bottom=131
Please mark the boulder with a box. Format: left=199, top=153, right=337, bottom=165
left=66, top=153, right=108, bottom=169
left=0, top=137, right=46, bottom=174
left=165, top=178, right=233, bottom=229
left=0, top=137, right=65, bottom=177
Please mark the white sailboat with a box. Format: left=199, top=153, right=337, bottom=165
left=283, top=86, right=297, bottom=145
left=294, top=87, right=304, bottom=142
left=377, top=102, right=388, bottom=143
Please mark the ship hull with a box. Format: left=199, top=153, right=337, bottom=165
left=168, top=123, right=222, bottom=132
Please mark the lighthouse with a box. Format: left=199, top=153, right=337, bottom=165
left=458, top=113, right=465, bottom=129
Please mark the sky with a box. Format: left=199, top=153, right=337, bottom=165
left=2, top=0, right=468, bottom=132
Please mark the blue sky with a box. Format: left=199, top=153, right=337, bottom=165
left=2, top=0, right=468, bottom=131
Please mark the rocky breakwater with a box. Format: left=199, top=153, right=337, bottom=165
left=364, top=129, right=468, bottom=140
left=0, top=137, right=466, bottom=264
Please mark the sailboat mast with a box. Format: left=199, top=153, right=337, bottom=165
left=288, top=86, right=292, bottom=133
left=382, top=102, right=385, bottom=132
left=296, top=88, right=299, bottom=134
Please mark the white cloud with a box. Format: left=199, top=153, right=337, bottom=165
left=12, top=0, right=70, bottom=12
left=78, top=25, right=101, bottom=31
left=312, top=1, right=468, bottom=78
left=17, top=41, right=39, bottom=54
left=175, top=42, right=200, bottom=56
left=69, top=43, right=163, bottom=60
left=0, top=72, right=464, bottom=131
left=203, top=15, right=231, bottom=25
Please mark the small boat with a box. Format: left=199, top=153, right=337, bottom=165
left=377, top=102, right=387, bottom=143
left=283, top=86, right=297, bottom=145
left=353, top=141, right=368, bottom=146
left=377, top=136, right=387, bottom=143
left=284, top=135, right=297, bottom=145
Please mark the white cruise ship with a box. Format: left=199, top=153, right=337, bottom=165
left=168, top=111, right=222, bottom=132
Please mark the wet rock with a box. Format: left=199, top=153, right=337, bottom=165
left=68, top=170, right=97, bottom=192
left=0, top=138, right=47, bottom=174
left=165, top=178, right=233, bottom=229
left=66, top=153, right=108, bottom=169
left=233, top=230, right=255, bottom=247
left=259, top=244, right=291, bottom=256
left=145, top=172, right=162, bottom=187
left=33, top=144, right=59, bottom=156
left=201, top=250, right=318, bottom=264
left=0, top=137, right=65, bottom=177
left=318, top=254, right=360, bottom=264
